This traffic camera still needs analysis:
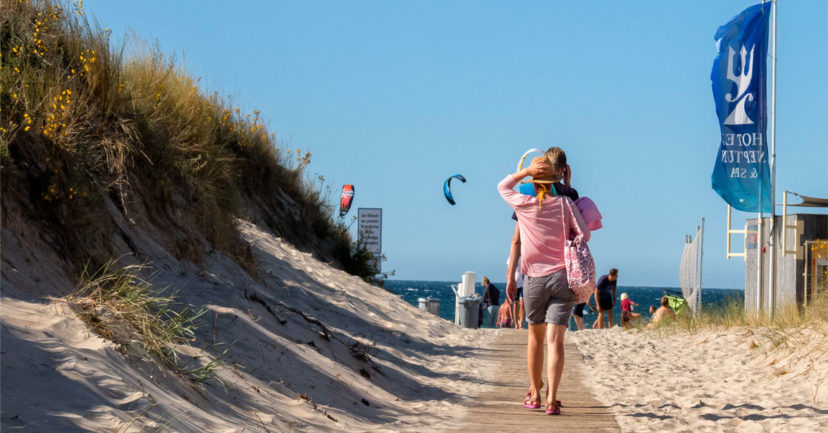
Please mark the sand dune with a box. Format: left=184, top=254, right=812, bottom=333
left=1, top=220, right=498, bottom=432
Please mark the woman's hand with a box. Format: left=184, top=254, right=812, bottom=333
left=506, top=278, right=517, bottom=303
left=513, top=156, right=550, bottom=181
left=528, top=157, right=550, bottom=178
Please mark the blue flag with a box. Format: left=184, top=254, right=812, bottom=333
left=711, top=2, right=772, bottom=213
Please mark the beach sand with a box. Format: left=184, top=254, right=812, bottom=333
left=1, top=219, right=500, bottom=432
left=569, top=325, right=828, bottom=432
left=4, top=212, right=828, bottom=432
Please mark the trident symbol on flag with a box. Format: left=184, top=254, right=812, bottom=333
left=724, top=45, right=755, bottom=125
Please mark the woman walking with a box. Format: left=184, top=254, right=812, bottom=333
left=497, top=148, right=590, bottom=415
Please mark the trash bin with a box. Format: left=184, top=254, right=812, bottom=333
left=418, top=297, right=440, bottom=316
left=457, top=296, right=481, bottom=329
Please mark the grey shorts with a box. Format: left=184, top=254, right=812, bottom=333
left=524, top=270, right=575, bottom=326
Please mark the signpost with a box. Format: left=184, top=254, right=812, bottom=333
left=358, top=208, right=382, bottom=274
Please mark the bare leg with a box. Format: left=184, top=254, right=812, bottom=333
left=607, top=310, right=614, bottom=328
left=593, top=311, right=604, bottom=329
left=518, top=299, right=525, bottom=329
left=512, top=301, right=520, bottom=329
left=546, top=324, right=567, bottom=406
left=573, top=315, right=584, bottom=331
left=527, top=323, right=546, bottom=400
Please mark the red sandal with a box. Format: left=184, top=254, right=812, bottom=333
left=523, top=393, right=541, bottom=409
left=545, top=401, right=560, bottom=415
left=524, top=381, right=542, bottom=409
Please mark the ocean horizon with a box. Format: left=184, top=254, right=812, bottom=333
left=385, top=280, right=744, bottom=330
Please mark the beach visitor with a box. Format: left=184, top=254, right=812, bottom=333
left=499, top=148, right=590, bottom=416
left=621, top=310, right=631, bottom=329
left=508, top=256, right=526, bottom=329
left=482, top=277, right=501, bottom=328
left=497, top=301, right=514, bottom=328
left=620, top=293, right=641, bottom=319
left=570, top=299, right=594, bottom=331
left=619, top=293, right=642, bottom=329
left=506, top=149, right=579, bottom=329
left=478, top=301, right=484, bottom=328
left=592, top=268, right=618, bottom=329
left=647, top=296, right=677, bottom=328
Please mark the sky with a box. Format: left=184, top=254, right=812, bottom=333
left=84, top=0, right=827, bottom=289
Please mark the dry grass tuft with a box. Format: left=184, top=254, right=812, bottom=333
left=69, top=259, right=222, bottom=383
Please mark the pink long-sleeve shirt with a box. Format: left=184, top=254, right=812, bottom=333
left=498, top=175, right=591, bottom=278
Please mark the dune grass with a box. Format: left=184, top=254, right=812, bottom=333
left=649, top=290, right=828, bottom=354
left=69, top=259, right=227, bottom=384
left=1, top=0, right=375, bottom=281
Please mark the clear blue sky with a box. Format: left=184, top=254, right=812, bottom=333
left=86, top=0, right=827, bottom=289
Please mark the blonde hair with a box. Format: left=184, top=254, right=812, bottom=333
left=482, top=276, right=490, bottom=285
left=545, top=147, right=567, bottom=181
left=620, top=293, right=628, bottom=301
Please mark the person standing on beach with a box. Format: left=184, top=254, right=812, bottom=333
left=482, top=276, right=500, bottom=328
left=570, top=299, right=594, bottom=331
left=592, top=269, right=618, bottom=329
left=508, top=256, right=526, bottom=329
left=499, top=148, right=590, bottom=416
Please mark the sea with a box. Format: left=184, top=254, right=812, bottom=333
left=384, top=280, right=744, bottom=331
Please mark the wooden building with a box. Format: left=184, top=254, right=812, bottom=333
left=744, top=213, right=828, bottom=315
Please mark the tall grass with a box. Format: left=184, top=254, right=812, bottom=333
left=657, top=291, right=828, bottom=353
left=1, top=0, right=374, bottom=281
left=69, top=260, right=214, bottom=381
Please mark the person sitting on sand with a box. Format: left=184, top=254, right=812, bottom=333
left=497, top=301, right=513, bottom=328
left=499, top=148, right=590, bottom=416
left=647, top=296, right=676, bottom=328
left=621, top=310, right=633, bottom=329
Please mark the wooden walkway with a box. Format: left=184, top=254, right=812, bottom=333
left=450, top=329, right=620, bottom=433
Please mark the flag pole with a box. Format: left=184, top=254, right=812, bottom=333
left=768, top=0, right=778, bottom=317
left=698, top=217, right=705, bottom=317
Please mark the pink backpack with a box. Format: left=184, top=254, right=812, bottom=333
left=562, top=198, right=596, bottom=303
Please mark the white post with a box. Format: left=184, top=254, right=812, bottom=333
left=757, top=215, right=763, bottom=315
left=768, top=0, right=778, bottom=318
left=727, top=205, right=732, bottom=258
